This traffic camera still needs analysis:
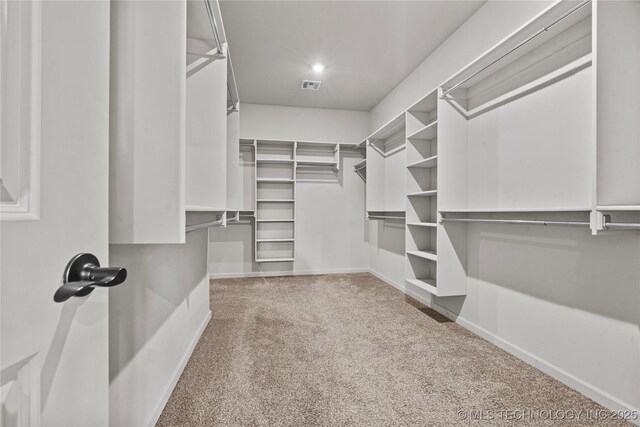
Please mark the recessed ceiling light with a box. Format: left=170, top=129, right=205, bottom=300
left=312, top=63, right=324, bottom=73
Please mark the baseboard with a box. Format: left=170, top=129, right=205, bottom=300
left=368, top=268, right=639, bottom=422
left=453, top=316, right=639, bottom=420
left=145, top=310, right=212, bottom=427
left=209, top=267, right=369, bottom=280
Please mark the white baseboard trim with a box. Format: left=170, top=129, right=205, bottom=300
left=368, top=268, right=640, bottom=422
left=209, top=267, right=369, bottom=280
left=145, top=309, right=212, bottom=427
left=454, top=316, right=640, bottom=420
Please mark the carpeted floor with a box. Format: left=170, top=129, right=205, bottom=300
left=157, top=273, right=629, bottom=426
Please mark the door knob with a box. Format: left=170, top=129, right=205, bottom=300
left=53, top=253, right=127, bottom=303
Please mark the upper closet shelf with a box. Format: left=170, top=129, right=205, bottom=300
left=186, top=206, right=239, bottom=212
left=407, top=121, right=438, bottom=140
left=440, top=0, right=592, bottom=101
left=439, top=207, right=593, bottom=213
left=596, top=205, right=640, bottom=212
left=368, top=112, right=405, bottom=141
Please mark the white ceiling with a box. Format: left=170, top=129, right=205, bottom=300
left=212, top=1, right=485, bottom=111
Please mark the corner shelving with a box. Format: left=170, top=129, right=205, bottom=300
left=255, top=140, right=296, bottom=263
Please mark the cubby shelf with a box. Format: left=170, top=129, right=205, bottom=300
left=407, top=121, right=438, bottom=140
left=255, top=258, right=295, bottom=263
left=407, top=222, right=437, bottom=227
left=408, top=190, right=438, bottom=197
left=407, top=250, right=438, bottom=261
left=256, top=219, right=295, bottom=223
left=407, top=155, right=438, bottom=169
left=406, top=278, right=438, bottom=294
left=256, top=199, right=295, bottom=203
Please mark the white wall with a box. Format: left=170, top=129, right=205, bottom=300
left=366, top=0, right=640, bottom=414
left=209, top=103, right=370, bottom=277
left=239, top=103, right=369, bottom=143
left=110, top=1, right=186, bottom=244
left=186, top=51, right=228, bottom=209
left=109, top=230, right=211, bottom=427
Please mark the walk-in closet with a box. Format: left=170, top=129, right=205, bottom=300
left=1, top=1, right=638, bottom=426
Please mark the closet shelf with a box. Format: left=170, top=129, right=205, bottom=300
left=407, top=190, right=438, bottom=197
left=256, top=258, right=295, bottom=263
left=407, top=278, right=438, bottom=294
left=407, top=222, right=437, bottom=227
left=185, top=205, right=227, bottom=212
left=407, top=155, right=438, bottom=169
left=407, top=250, right=438, bottom=261
left=439, top=207, right=593, bottom=213
left=256, top=219, right=295, bottom=223
left=596, top=205, right=640, bottom=211
left=256, top=159, right=295, bottom=164
left=256, top=178, right=295, bottom=183
left=256, top=238, right=295, bottom=243
left=354, top=159, right=366, bottom=169
left=406, top=121, right=438, bottom=140
left=256, top=199, right=295, bottom=203
left=296, top=160, right=337, bottom=167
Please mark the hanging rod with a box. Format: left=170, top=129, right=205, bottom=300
left=440, top=0, right=591, bottom=99
left=186, top=217, right=224, bottom=233
left=204, top=0, right=239, bottom=111
left=204, top=0, right=223, bottom=54
left=440, top=217, right=590, bottom=228
left=603, top=216, right=640, bottom=230
left=368, top=215, right=405, bottom=221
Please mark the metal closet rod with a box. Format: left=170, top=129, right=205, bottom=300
left=440, top=217, right=590, bottom=228
left=204, top=0, right=239, bottom=111
left=603, top=216, right=640, bottom=230
left=368, top=215, right=405, bottom=220
left=440, top=0, right=591, bottom=98
left=186, top=218, right=224, bottom=233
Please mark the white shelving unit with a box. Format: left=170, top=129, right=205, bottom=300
left=295, top=141, right=341, bottom=182
left=405, top=90, right=467, bottom=297
left=254, top=140, right=296, bottom=263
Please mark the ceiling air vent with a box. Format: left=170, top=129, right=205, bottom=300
left=301, top=80, right=322, bottom=91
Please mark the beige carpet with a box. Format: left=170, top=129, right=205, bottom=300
left=157, top=273, right=628, bottom=426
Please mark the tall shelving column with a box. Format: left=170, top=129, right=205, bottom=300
left=405, top=90, right=439, bottom=295
left=254, top=140, right=296, bottom=263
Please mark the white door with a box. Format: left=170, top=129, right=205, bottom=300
left=1, top=1, right=113, bottom=426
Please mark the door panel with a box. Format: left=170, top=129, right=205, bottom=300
left=1, top=1, right=110, bottom=426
